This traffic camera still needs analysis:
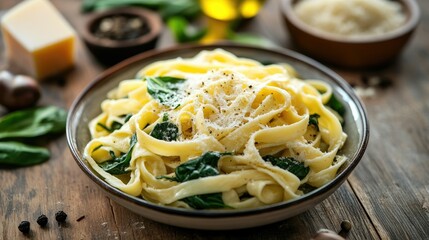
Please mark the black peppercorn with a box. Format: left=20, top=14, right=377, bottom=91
left=55, top=211, right=67, bottom=222
left=37, top=214, right=48, bottom=227
left=340, top=220, right=352, bottom=232
left=18, top=221, right=30, bottom=234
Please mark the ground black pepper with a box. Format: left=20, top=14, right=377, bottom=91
left=37, top=214, right=48, bottom=227
left=18, top=221, right=30, bottom=234
left=93, top=15, right=149, bottom=41
left=55, top=211, right=67, bottom=223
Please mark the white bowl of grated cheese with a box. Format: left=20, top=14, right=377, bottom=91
left=281, top=0, right=420, bottom=68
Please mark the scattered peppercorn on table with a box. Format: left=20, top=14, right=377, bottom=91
left=1, top=0, right=429, bottom=239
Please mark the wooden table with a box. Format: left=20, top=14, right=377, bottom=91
left=1, top=0, right=428, bottom=239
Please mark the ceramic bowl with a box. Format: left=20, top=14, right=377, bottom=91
left=281, top=0, right=420, bottom=69
left=67, top=44, right=369, bottom=230
left=81, top=7, right=162, bottom=66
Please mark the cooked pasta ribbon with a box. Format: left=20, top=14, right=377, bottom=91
left=84, top=49, right=347, bottom=209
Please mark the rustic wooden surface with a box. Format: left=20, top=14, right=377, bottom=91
left=1, top=0, right=428, bottom=239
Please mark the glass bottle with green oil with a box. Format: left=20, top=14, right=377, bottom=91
left=200, top=0, right=266, bottom=21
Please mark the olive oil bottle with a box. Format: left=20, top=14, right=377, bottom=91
left=200, top=0, right=266, bottom=21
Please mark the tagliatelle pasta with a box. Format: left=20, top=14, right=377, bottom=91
left=84, top=49, right=347, bottom=209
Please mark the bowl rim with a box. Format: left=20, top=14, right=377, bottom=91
left=281, top=0, right=421, bottom=44
left=67, top=43, right=370, bottom=218
left=81, top=7, right=162, bottom=49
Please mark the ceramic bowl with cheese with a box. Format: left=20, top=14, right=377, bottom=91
left=67, top=44, right=369, bottom=230
left=281, top=0, right=420, bottom=69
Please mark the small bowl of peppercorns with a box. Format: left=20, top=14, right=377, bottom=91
left=82, top=7, right=162, bottom=66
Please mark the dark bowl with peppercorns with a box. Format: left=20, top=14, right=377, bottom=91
left=81, top=7, right=162, bottom=66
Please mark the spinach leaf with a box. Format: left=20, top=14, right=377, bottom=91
left=161, top=0, right=200, bottom=20
left=150, top=114, right=179, bottom=141
left=0, top=141, right=50, bottom=166
left=263, top=155, right=309, bottom=180
left=150, top=122, right=179, bottom=141
left=97, top=114, right=133, bottom=133
left=123, top=113, right=133, bottom=123
left=259, top=60, right=276, bottom=66
left=145, top=76, right=187, bottom=108
left=0, top=106, right=67, bottom=140
left=99, top=134, right=137, bottom=175
left=159, top=152, right=232, bottom=209
left=93, top=145, right=103, bottom=152
left=326, top=94, right=345, bottom=116
left=161, top=152, right=231, bottom=182
left=308, top=113, right=320, bottom=131
left=182, top=193, right=229, bottom=209
left=97, top=122, right=122, bottom=133
left=82, top=0, right=201, bottom=20
left=298, top=183, right=317, bottom=194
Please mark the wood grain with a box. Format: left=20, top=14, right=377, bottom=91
left=1, top=0, right=429, bottom=239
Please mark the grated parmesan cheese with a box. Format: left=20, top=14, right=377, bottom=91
left=294, top=0, right=406, bottom=38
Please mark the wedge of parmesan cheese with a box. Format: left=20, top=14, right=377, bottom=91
left=1, top=0, right=76, bottom=80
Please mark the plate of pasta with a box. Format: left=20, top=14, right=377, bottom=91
left=67, top=44, right=369, bottom=230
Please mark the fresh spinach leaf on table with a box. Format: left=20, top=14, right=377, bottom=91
left=0, top=141, right=50, bottom=166
left=82, top=0, right=200, bottom=20
left=263, top=155, right=309, bottom=180
left=0, top=106, right=67, bottom=140
left=99, top=134, right=137, bottom=175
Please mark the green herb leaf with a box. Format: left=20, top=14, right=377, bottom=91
left=0, top=106, right=67, bottom=140
left=99, top=134, right=137, bottom=175
left=81, top=0, right=200, bottom=20
left=93, top=145, right=103, bottom=152
left=326, top=94, right=345, bottom=116
left=97, top=114, right=133, bottom=133
left=263, top=155, right=309, bottom=180
left=182, top=193, right=229, bottom=209
left=162, top=151, right=233, bottom=209
left=160, top=0, right=200, bottom=19
left=0, top=141, right=50, bottom=166
left=167, top=16, right=207, bottom=43
left=97, top=122, right=120, bottom=133
left=298, top=183, right=317, bottom=194
left=259, top=60, right=276, bottom=66
left=309, top=113, right=320, bottom=131
left=146, top=76, right=187, bottom=108
left=150, top=122, right=179, bottom=141
left=150, top=114, right=179, bottom=141
left=161, top=152, right=232, bottom=182
left=123, top=113, right=133, bottom=123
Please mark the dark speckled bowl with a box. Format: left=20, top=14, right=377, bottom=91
left=66, top=44, right=369, bottom=230
left=81, top=7, right=162, bottom=66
